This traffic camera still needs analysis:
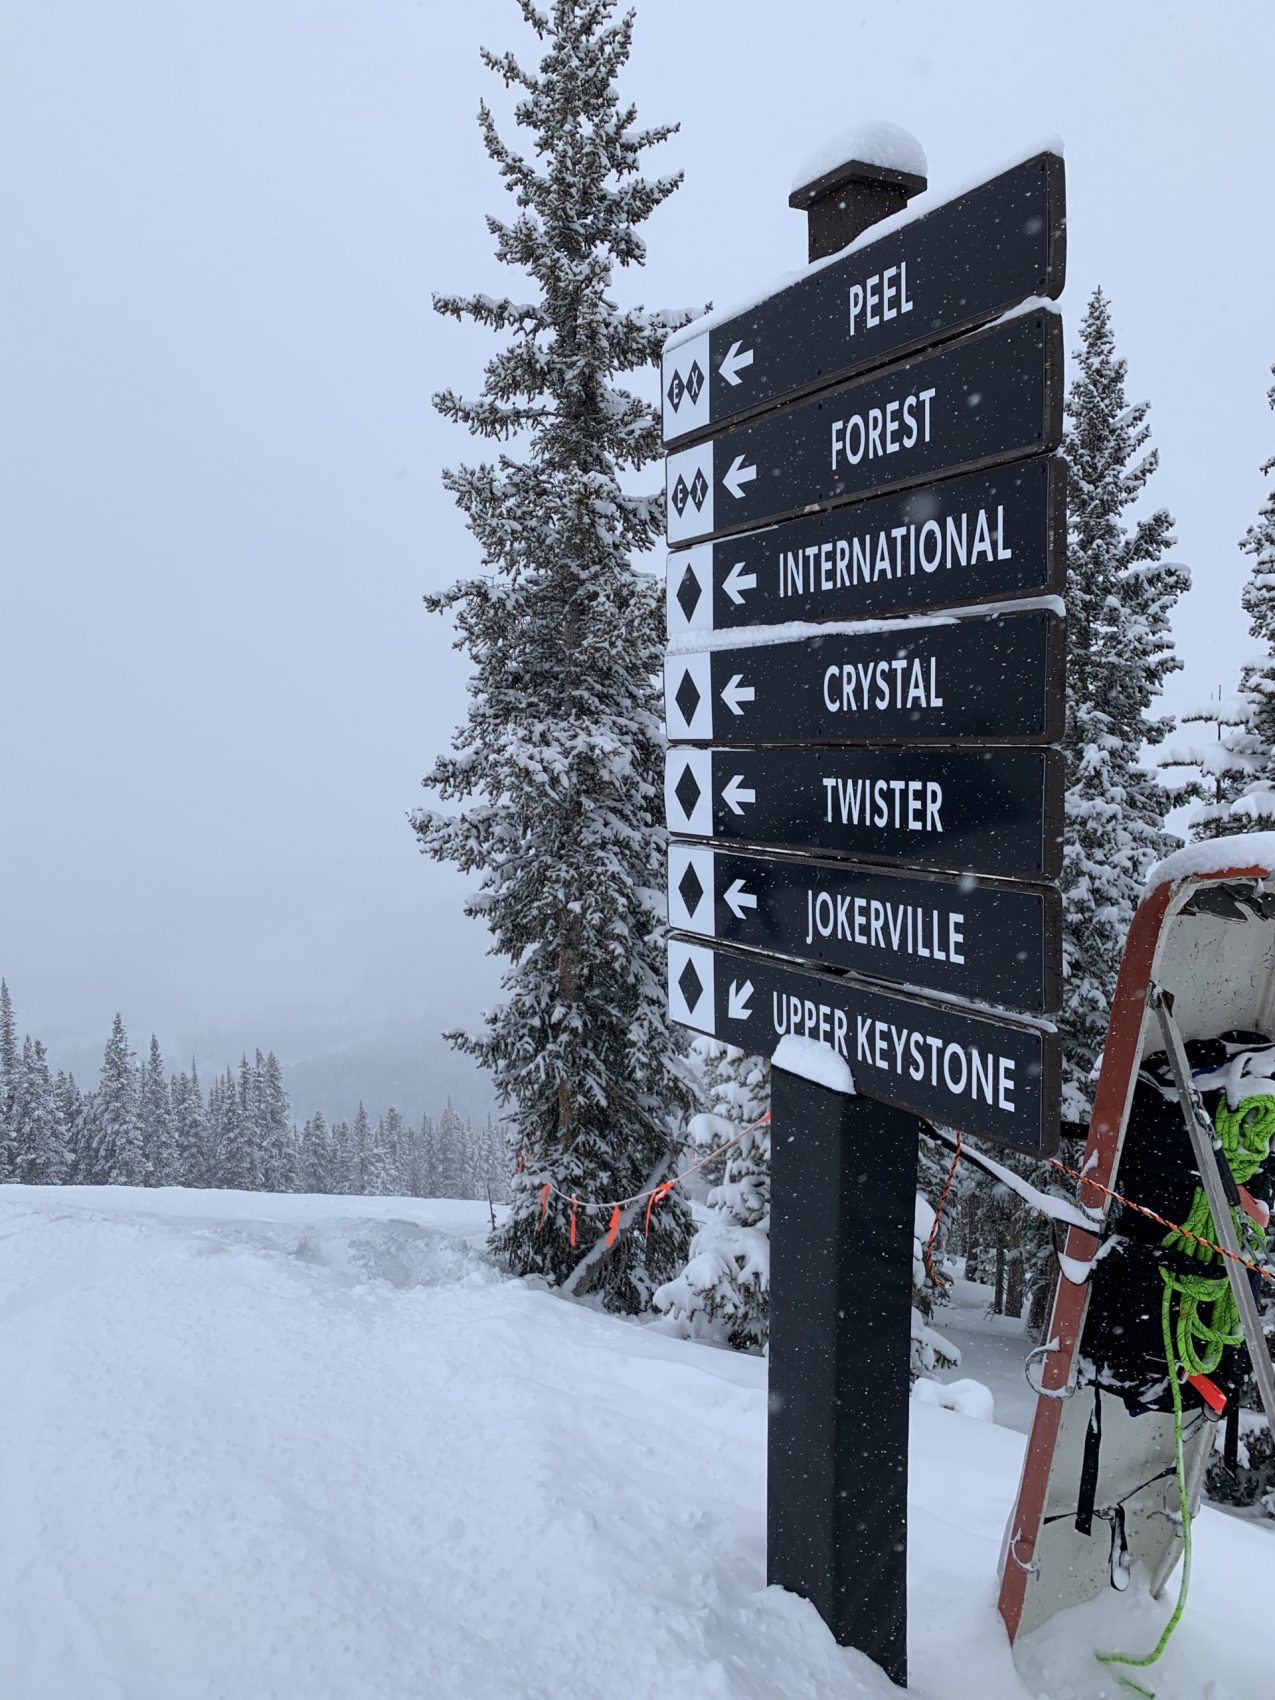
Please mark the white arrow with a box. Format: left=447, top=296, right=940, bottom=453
left=722, top=455, right=757, bottom=500
left=718, top=341, right=755, bottom=387
left=722, top=562, right=756, bottom=606
left=723, top=880, right=757, bottom=921
left=721, top=775, right=755, bottom=815
left=728, top=978, right=754, bottom=1020
left=720, top=674, right=755, bottom=717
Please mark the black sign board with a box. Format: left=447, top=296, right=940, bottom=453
left=668, top=844, right=1062, bottom=1014
left=667, top=936, right=1059, bottom=1154
left=662, top=151, right=1065, bottom=447
left=665, top=607, right=1063, bottom=747
left=665, top=311, right=1062, bottom=548
left=665, top=745, right=1063, bottom=880
left=667, top=457, right=1064, bottom=636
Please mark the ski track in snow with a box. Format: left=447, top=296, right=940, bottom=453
left=0, top=1186, right=1269, bottom=1700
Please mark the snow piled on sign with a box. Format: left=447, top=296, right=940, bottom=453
left=665, top=138, right=1065, bottom=356
left=774, top=1032, right=856, bottom=1093
left=790, top=121, right=928, bottom=191
left=1146, top=830, right=1275, bottom=892
left=2, top=1183, right=1270, bottom=1700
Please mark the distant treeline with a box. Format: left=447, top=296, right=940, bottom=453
left=0, top=981, right=509, bottom=1202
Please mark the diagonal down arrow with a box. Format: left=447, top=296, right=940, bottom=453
left=728, top=978, right=754, bottom=1020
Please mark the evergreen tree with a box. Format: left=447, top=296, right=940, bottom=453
left=435, top=1102, right=467, bottom=1199
left=214, top=1061, right=261, bottom=1191
left=11, top=1036, right=69, bottom=1184
left=56, top=1071, right=88, bottom=1183
left=412, top=0, right=694, bottom=1309
left=328, top=1119, right=353, bottom=1195
left=258, top=1051, right=294, bottom=1192
left=411, top=1112, right=439, bottom=1197
left=0, top=979, right=18, bottom=1180
left=1060, top=288, right=1187, bottom=1128
left=1164, top=368, right=1275, bottom=837
left=87, top=1014, right=145, bottom=1185
left=655, top=1045, right=770, bottom=1351
left=298, top=1111, right=332, bottom=1195
left=139, top=1035, right=176, bottom=1186
left=381, top=1106, right=407, bottom=1194
left=171, top=1064, right=208, bottom=1188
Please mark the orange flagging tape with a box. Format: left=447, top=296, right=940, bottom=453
left=925, top=1130, right=962, bottom=1290
left=1043, top=1152, right=1275, bottom=1286
left=606, top=1205, right=621, bottom=1247
left=531, top=1111, right=772, bottom=1228
left=536, top=1181, right=551, bottom=1230
left=644, top=1181, right=675, bottom=1240
left=569, top=1194, right=578, bottom=1248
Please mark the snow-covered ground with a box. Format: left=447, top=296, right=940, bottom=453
left=0, top=1186, right=1269, bottom=1700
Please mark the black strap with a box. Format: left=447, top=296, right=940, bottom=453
left=1075, top=1384, right=1102, bottom=1536
left=1224, top=1393, right=1241, bottom=1475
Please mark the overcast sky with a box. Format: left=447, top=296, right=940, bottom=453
left=2, top=0, right=1271, bottom=1095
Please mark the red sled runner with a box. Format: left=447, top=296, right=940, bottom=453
left=997, top=839, right=1275, bottom=1663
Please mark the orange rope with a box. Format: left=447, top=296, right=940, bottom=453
left=924, top=1130, right=962, bottom=1290
left=534, top=1112, right=770, bottom=1218
left=1043, top=1152, right=1275, bottom=1286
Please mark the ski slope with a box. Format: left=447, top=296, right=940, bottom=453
left=0, top=1185, right=1268, bottom=1700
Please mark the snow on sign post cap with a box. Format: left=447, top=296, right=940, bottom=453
left=789, top=121, right=928, bottom=260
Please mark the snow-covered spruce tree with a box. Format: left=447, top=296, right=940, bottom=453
left=56, top=1071, right=88, bottom=1182
left=1059, top=287, right=1187, bottom=1130
left=411, top=1, right=694, bottom=1309
left=1163, top=366, right=1275, bottom=838
left=87, top=1014, right=145, bottom=1185
left=139, top=1035, right=176, bottom=1186
left=299, top=1112, right=332, bottom=1194
left=257, top=1051, right=294, bottom=1192
left=171, top=1064, right=208, bottom=1187
left=655, top=1044, right=770, bottom=1350
left=11, top=1036, right=69, bottom=1184
left=0, top=979, right=17, bottom=1179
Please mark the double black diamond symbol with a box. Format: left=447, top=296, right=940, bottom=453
left=666, top=360, right=704, bottom=414
left=676, top=564, right=702, bottom=622
left=671, top=468, right=710, bottom=519
left=677, top=861, right=704, bottom=918
left=677, top=957, right=704, bottom=1013
left=674, top=669, right=701, bottom=727
left=673, top=762, right=702, bottom=821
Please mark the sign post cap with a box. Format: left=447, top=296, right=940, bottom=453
left=789, top=155, right=928, bottom=262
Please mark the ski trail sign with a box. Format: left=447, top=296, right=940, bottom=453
left=662, top=151, right=1065, bottom=447
left=664, top=606, right=1064, bottom=746
left=666, top=458, right=1065, bottom=636
left=665, top=311, right=1062, bottom=547
left=668, top=936, right=1059, bottom=1154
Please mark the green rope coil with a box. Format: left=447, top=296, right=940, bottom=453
left=1161, top=1094, right=1274, bottom=1378
left=1096, top=1091, right=1274, bottom=1695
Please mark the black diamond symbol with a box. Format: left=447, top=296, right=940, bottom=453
left=674, top=763, right=702, bottom=820
left=686, top=361, right=704, bottom=403
left=667, top=370, right=685, bottom=412
left=676, top=564, right=703, bottom=622
left=674, top=669, right=701, bottom=726
left=678, top=958, right=704, bottom=1012
left=671, top=475, right=690, bottom=517
left=689, top=469, right=708, bottom=510
left=677, top=861, right=705, bottom=917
